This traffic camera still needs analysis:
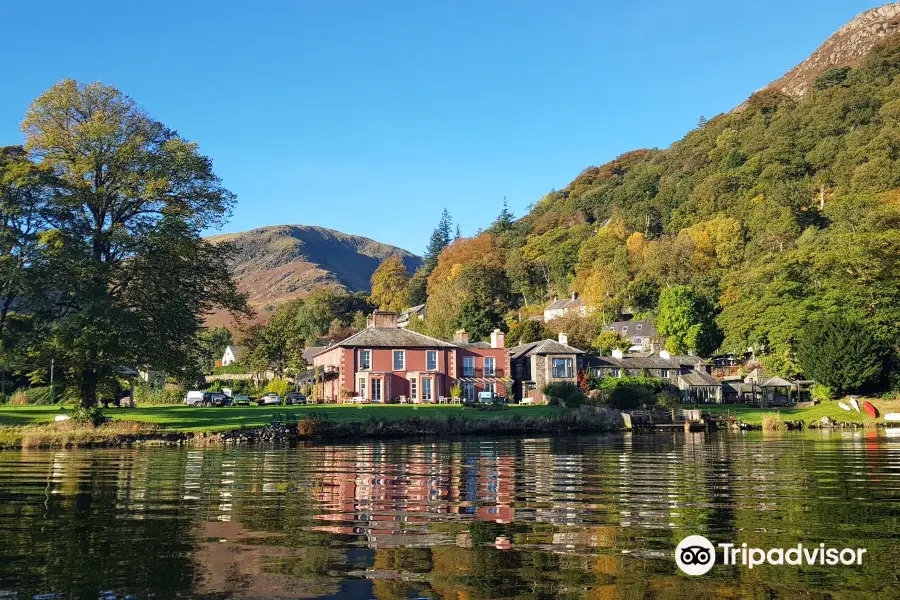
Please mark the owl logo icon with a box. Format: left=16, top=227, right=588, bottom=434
left=675, top=535, right=715, bottom=575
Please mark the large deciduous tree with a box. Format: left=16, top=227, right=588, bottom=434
left=656, top=285, right=721, bottom=356
left=0, top=146, right=52, bottom=342
left=21, top=80, right=248, bottom=406
left=369, top=255, right=410, bottom=312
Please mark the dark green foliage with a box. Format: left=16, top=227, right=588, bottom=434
left=506, top=319, right=549, bottom=346
left=455, top=300, right=505, bottom=341
left=424, top=208, right=453, bottom=274
left=595, top=375, right=675, bottom=410
left=815, top=67, right=851, bottom=90
left=491, top=197, right=515, bottom=233
left=795, top=314, right=888, bottom=395
left=541, top=382, right=585, bottom=408
left=405, top=268, right=429, bottom=307
left=656, top=286, right=722, bottom=356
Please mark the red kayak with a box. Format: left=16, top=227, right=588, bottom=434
left=863, top=401, right=879, bottom=419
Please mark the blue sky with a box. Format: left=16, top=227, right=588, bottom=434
left=0, top=0, right=887, bottom=254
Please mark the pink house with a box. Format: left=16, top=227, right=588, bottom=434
left=312, top=311, right=510, bottom=403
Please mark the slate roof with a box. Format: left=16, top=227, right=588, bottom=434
left=397, top=304, right=426, bottom=325
left=679, top=369, right=721, bottom=386
left=545, top=297, right=585, bottom=311
left=333, top=327, right=457, bottom=348
left=605, top=319, right=658, bottom=339
left=585, top=352, right=705, bottom=369
left=455, top=341, right=492, bottom=349
left=510, top=339, right=585, bottom=359
left=302, top=345, right=330, bottom=363
left=760, top=375, right=795, bottom=388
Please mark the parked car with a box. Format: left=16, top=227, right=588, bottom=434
left=258, top=392, right=283, bottom=406
left=211, top=392, right=233, bottom=407
left=232, top=394, right=251, bottom=406
left=285, top=392, right=307, bottom=405
left=184, top=390, right=205, bottom=406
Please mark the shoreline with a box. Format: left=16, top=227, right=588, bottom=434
left=0, top=408, right=626, bottom=449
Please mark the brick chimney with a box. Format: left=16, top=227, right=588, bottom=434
left=453, top=329, right=470, bottom=344
left=368, top=310, right=399, bottom=328
left=558, top=332, right=568, bottom=346
left=490, top=329, right=505, bottom=349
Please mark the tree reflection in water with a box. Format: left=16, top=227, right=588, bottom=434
left=0, top=430, right=897, bottom=599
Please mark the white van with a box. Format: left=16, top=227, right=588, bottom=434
left=184, top=390, right=205, bottom=406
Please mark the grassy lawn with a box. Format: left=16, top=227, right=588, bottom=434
left=691, top=398, right=900, bottom=426
left=0, top=403, right=562, bottom=433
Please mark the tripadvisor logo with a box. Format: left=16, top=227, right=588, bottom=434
left=675, top=535, right=867, bottom=576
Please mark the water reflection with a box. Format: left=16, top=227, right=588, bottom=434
left=0, top=431, right=899, bottom=599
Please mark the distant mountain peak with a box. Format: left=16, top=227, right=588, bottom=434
left=736, top=2, right=900, bottom=109
left=206, top=224, right=421, bottom=320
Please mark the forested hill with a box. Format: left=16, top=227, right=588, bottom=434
left=206, top=225, right=421, bottom=318
left=416, top=19, right=900, bottom=380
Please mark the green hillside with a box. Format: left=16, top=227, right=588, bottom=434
left=416, top=33, right=900, bottom=381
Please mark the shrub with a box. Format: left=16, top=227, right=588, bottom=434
left=762, top=412, right=785, bottom=431
left=213, top=363, right=249, bottom=375
left=606, top=383, right=654, bottom=410
left=134, top=384, right=184, bottom=405
left=542, top=382, right=585, bottom=409
left=9, top=386, right=58, bottom=406
left=811, top=383, right=834, bottom=402
left=265, top=378, right=291, bottom=397
left=450, top=384, right=462, bottom=399
left=68, top=405, right=107, bottom=426
left=656, top=391, right=681, bottom=417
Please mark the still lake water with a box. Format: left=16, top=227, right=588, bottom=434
left=1, top=431, right=899, bottom=599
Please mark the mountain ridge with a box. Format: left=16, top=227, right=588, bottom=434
left=734, top=2, right=900, bottom=110
left=206, top=224, right=422, bottom=318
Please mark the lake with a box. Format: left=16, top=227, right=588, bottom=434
left=1, top=430, right=898, bottom=599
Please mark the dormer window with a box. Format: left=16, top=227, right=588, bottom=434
left=636, top=324, right=642, bottom=330
left=622, top=326, right=628, bottom=333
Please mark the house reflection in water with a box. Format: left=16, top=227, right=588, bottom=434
left=311, top=445, right=517, bottom=545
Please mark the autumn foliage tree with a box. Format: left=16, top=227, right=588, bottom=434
left=369, top=255, right=410, bottom=312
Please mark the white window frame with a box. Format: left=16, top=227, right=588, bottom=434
left=661, top=369, right=670, bottom=379
left=551, top=357, right=573, bottom=379
left=422, top=378, right=433, bottom=402
left=463, top=382, right=475, bottom=402
left=359, top=349, right=371, bottom=371
left=410, top=377, right=417, bottom=400
left=463, top=356, right=475, bottom=377
left=426, top=351, right=437, bottom=371
left=358, top=377, right=366, bottom=399
left=484, top=357, right=495, bottom=376
left=485, top=381, right=496, bottom=395
left=372, top=378, right=382, bottom=402
left=393, top=350, right=405, bottom=371
left=612, top=368, right=621, bottom=378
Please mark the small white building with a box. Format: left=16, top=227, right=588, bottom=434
left=543, top=293, right=588, bottom=322
left=221, top=345, right=241, bottom=366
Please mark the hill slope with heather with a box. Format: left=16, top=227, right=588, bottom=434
left=207, top=225, right=421, bottom=314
